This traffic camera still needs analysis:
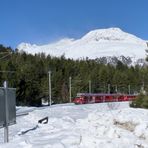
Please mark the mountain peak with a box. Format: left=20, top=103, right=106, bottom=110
left=17, top=42, right=37, bottom=50
left=81, top=27, right=144, bottom=44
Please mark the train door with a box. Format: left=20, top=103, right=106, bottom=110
left=89, top=96, right=95, bottom=103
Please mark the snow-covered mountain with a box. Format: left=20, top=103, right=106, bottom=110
left=17, top=28, right=148, bottom=64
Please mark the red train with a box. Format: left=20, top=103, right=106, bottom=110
left=73, top=93, right=137, bottom=104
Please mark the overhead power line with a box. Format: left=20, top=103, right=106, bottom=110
left=0, top=71, right=16, bottom=73
left=0, top=53, right=12, bottom=60
left=0, top=52, right=12, bottom=54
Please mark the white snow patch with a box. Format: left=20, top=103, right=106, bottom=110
left=1, top=102, right=148, bottom=147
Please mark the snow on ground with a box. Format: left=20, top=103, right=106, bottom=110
left=0, top=102, right=148, bottom=148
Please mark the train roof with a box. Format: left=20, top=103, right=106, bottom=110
left=77, top=93, right=137, bottom=97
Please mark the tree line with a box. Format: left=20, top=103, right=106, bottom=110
left=0, top=44, right=148, bottom=106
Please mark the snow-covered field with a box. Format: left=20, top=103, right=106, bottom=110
left=1, top=102, right=148, bottom=148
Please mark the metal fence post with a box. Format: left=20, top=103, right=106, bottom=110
left=4, top=81, right=9, bottom=143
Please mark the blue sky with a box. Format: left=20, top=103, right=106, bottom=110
left=0, top=0, right=147, bottom=48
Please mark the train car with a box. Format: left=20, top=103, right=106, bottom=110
left=73, top=93, right=137, bottom=104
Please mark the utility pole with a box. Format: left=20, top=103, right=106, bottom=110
left=142, top=74, right=145, bottom=93
left=128, top=84, right=130, bottom=95
left=115, top=85, right=118, bottom=93
left=48, top=71, right=52, bottom=106
left=141, top=81, right=145, bottom=94
left=69, top=77, right=72, bottom=103
left=143, top=81, right=145, bottom=91
left=108, top=84, right=110, bottom=94
left=89, top=80, right=91, bottom=93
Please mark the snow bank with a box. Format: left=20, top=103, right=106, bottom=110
left=1, top=102, right=148, bottom=148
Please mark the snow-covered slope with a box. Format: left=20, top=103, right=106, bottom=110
left=17, top=28, right=147, bottom=63
left=1, top=102, right=148, bottom=148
